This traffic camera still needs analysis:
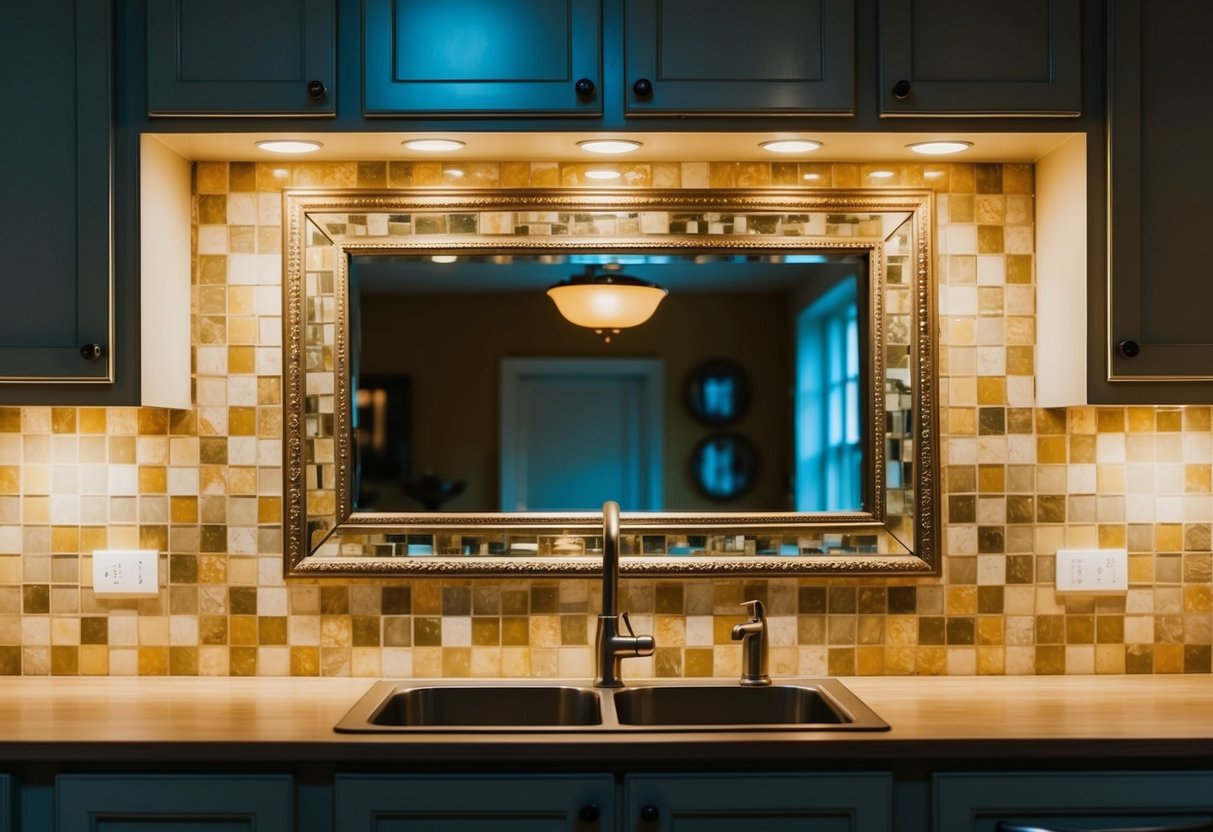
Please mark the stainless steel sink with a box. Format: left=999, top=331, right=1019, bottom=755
left=611, top=680, right=887, bottom=730
left=335, top=682, right=603, bottom=732
left=335, top=678, right=888, bottom=733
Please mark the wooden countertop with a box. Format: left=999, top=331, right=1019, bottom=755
left=1, top=675, right=1210, bottom=765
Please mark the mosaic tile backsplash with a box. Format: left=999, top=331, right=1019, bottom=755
left=0, top=159, right=1210, bottom=678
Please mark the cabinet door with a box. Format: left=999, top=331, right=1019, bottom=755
left=147, top=0, right=336, bottom=115
left=56, top=775, right=294, bottom=831
left=879, top=0, right=1081, bottom=115
left=624, top=773, right=891, bottom=831
left=363, top=0, right=602, bottom=116
left=624, top=0, right=853, bottom=116
left=335, top=774, right=614, bottom=830
left=1105, top=0, right=1213, bottom=394
left=0, top=0, right=112, bottom=383
left=934, top=772, right=1213, bottom=831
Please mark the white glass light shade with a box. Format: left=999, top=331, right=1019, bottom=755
left=759, top=139, right=822, bottom=153
left=576, top=139, right=643, bottom=154
left=255, top=139, right=323, bottom=154
left=402, top=138, right=466, bottom=152
left=905, top=140, right=973, bottom=155
left=546, top=281, right=667, bottom=331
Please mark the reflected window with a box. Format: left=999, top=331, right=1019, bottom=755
left=795, top=277, right=862, bottom=511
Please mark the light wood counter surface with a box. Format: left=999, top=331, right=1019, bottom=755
left=0, top=675, right=1209, bottom=765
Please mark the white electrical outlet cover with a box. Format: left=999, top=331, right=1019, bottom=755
left=1055, top=548, right=1128, bottom=594
left=93, top=549, right=161, bottom=597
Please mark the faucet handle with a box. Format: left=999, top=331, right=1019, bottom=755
left=741, top=599, right=766, bottom=623
left=621, top=610, right=637, bottom=637
left=620, top=611, right=656, bottom=657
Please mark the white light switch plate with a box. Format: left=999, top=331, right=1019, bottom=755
left=1055, top=548, right=1128, bottom=594
left=93, top=549, right=160, bottom=597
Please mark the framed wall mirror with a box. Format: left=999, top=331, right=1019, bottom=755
left=283, top=189, right=937, bottom=577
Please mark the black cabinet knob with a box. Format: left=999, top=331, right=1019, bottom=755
left=632, top=78, right=653, bottom=98
left=639, top=804, right=660, bottom=822
left=306, top=79, right=328, bottom=100
left=892, top=79, right=912, bottom=99
left=578, top=803, right=600, bottom=822
left=79, top=344, right=103, bottom=361
left=1116, top=339, right=1141, bottom=358
left=575, top=77, right=596, bottom=97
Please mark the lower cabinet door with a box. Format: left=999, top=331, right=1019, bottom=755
left=335, top=774, right=614, bottom=831
left=934, top=772, right=1213, bottom=832
left=56, top=775, right=294, bottom=831
left=623, top=773, right=892, bottom=831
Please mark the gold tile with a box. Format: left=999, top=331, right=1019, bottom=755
left=138, top=647, right=170, bottom=676
left=195, top=163, right=229, bottom=194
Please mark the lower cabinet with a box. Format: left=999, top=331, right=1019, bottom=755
left=933, top=772, right=1213, bottom=832
left=334, top=774, right=615, bottom=831
left=55, top=775, right=294, bottom=831
left=624, top=773, right=893, bottom=832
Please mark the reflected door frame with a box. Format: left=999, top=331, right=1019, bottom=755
left=499, top=357, right=664, bottom=511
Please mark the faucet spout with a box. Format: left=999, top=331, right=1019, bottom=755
left=594, top=500, right=655, bottom=688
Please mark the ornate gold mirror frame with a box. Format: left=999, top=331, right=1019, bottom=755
left=283, top=189, right=937, bottom=577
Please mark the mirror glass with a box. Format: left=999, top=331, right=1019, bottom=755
left=351, top=251, right=867, bottom=514
left=283, top=190, right=938, bottom=577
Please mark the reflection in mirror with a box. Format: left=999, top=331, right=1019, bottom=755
left=350, top=252, right=867, bottom=515
left=283, top=190, right=937, bottom=577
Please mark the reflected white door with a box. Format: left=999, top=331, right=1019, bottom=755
left=499, top=358, right=663, bottom=511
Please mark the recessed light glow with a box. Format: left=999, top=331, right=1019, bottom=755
left=802, top=173, right=822, bottom=181
left=759, top=139, right=822, bottom=154
left=444, top=168, right=465, bottom=178
left=430, top=255, right=458, bottom=264
left=255, top=140, right=323, bottom=154
left=906, top=141, right=973, bottom=156
left=403, top=139, right=466, bottom=152
left=585, top=169, right=621, bottom=180
left=868, top=170, right=895, bottom=179
left=577, top=139, right=643, bottom=155
left=924, top=170, right=945, bottom=179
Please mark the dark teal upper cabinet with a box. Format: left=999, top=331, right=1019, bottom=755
left=1102, top=0, right=1213, bottom=398
left=147, top=0, right=336, bottom=115
left=0, top=0, right=112, bottom=384
left=624, top=0, right=854, bottom=116
left=879, top=0, right=1081, bottom=116
left=363, top=0, right=602, bottom=116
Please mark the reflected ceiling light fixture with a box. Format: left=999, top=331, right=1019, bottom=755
left=430, top=255, right=458, bottom=264
left=255, top=139, right=323, bottom=154
left=546, top=265, right=667, bottom=343
left=584, top=168, right=621, bottom=180
left=906, top=140, right=973, bottom=155
left=759, top=139, right=822, bottom=153
left=577, top=139, right=643, bottom=155
left=867, top=169, right=896, bottom=179
left=802, top=172, right=822, bottom=181
left=402, top=138, right=466, bottom=152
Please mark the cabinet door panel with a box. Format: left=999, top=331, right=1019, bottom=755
left=1106, top=0, right=1213, bottom=389
left=147, top=0, right=335, bottom=115
left=363, top=0, right=601, bottom=115
left=879, top=0, right=1081, bottom=115
left=624, top=773, right=891, bottom=832
left=335, top=774, right=614, bottom=831
left=934, top=772, right=1213, bottom=832
left=0, top=0, right=112, bottom=382
left=625, top=0, right=854, bottom=115
left=56, top=775, right=294, bottom=832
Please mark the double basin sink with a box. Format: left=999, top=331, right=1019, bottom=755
left=335, top=678, right=888, bottom=733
